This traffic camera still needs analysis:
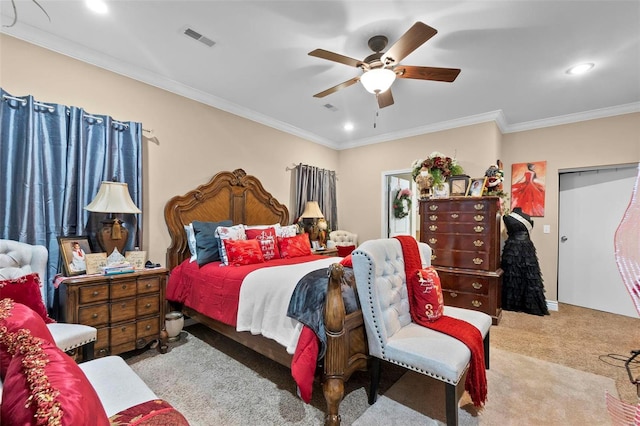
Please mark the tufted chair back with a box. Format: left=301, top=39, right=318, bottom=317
left=351, top=238, right=430, bottom=358
left=329, top=230, right=358, bottom=247
left=0, top=239, right=49, bottom=304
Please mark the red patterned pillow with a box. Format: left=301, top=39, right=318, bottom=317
left=223, top=239, right=265, bottom=266
left=109, top=399, right=189, bottom=425
left=337, top=245, right=356, bottom=257
left=0, top=330, right=109, bottom=426
left=0, top=299, right=55, bottom=380
left=245, top=227, right=280, bottom=260
left=339, top=254, right=353, bottom=268
left=409, top=267, right=444, bottom=322
left=0, top=273, right=54, bottom=324
left=278, top=234, right=312, bottom=259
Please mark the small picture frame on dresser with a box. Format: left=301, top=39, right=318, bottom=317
left=85, top=253, right=107, bottom=275
left=448, top=175, right=470, bottom=197
left=467, top=177, right=487, bottom=197
left=432, top=182, right=450, bottom=199
left=125, top=250, right=148, bottom=270
left=58, top=236, right=92, bottom=276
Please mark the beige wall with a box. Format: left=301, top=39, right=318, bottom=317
left=2, top=35, right=639, bottom=302
left=0, top=35, right=338, bottom=265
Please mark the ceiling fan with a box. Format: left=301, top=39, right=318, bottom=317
left=308, top=22, right=460, bottom=108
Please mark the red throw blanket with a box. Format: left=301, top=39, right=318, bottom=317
left=395, top=236, right=487, bottom=407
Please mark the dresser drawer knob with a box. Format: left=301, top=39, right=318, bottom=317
left=472, top=300, right=482, bottom=307
left=474, top=203, right=484, bottom=210
left=429, top=225, right=438, bottom=231
left=450, top=213, right=459, bottom=219
left=121, top=284, right=127, bottom=289
left=146, top=325, right=151, bottom=330
left=146, top=283, right=152, bottom=289
left=431, top=254, right=437, bottom=261
left=428, top=238, right=437, bottom=244
left=92, top=313, right=98, bottom=319
left=92, top=291, right=99, bottom=296
left=450, top=292, right=458, bottom=298
left=474, top=226, right=484, bottom=233
left=121, top=303, right=127, bottom=308
left=473, top=240, right=484, bottom=247
left=429, top=205, right=438, bottom=211
left=121, top=327, right=127, bottom=332
left=145, top=303, right=151, bottom=308
left=429, top=215, right=438, bottom=221
left=472, top=282, right=483, bottom=290
left=473, top=258, right=483, bottom=265
left=474, top=215, right=484, bottom=221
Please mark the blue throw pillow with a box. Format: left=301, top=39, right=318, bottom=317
left=192, top=220, right=233, bottom=266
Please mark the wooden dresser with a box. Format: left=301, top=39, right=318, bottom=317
left=58, top=268, right=168, bottom=357
left=419, top=197, right=503, bottom=324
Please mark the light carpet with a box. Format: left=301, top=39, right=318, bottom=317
left=126, top=331, right=617, bottom=425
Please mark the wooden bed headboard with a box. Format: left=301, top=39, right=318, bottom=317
left=164, top=168, right=290, bottom=270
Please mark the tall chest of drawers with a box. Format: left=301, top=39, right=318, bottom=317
left=58, top=268, right=168, bottom=357
left=419, top=197, right=503, bottom=324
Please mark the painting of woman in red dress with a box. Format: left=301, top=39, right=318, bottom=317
left=511, top=161, right=546, bottom=216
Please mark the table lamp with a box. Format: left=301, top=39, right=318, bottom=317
left=300, top=201, right=324, bottom=242
left=85, top=181, right=141, bottom=255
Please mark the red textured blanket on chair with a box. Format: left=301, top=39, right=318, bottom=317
left=395, top=236, right=487, bottom=407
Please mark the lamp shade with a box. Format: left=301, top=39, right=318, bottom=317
left=85, top=181, right=141, bottom=214
left=300, top=201, right=324, bottom=219
left=360, top=68, right=396, bottom=94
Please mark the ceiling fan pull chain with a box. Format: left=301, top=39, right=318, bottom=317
left=373, top=101, right=379, bottom=128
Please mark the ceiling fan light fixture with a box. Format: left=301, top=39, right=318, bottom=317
left=360, top=68, right=396, bottom=94
left=566, top=62, right=594, bottom=75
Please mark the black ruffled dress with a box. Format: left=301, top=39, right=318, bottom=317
left=501, top=211, right=549, bottom=316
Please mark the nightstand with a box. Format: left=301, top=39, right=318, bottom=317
left=58, top=268, right=168, bottom=358
left=312, top=248, right=339, bottom=257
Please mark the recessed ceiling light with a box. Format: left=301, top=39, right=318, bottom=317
left=566, top=63, right=594, bottom=75
left=343, top=123, right=354, bottom=131
left=86, top=0, right=108, bottom=14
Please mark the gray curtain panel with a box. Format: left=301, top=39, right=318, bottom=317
left=294, top=164, right=337, bottom=231
left=0, top=88, right=142, bottom=307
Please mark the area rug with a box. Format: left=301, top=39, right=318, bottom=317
left=126, top=331, right=617, bottom=425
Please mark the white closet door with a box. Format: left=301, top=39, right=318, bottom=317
left=558, top=165, right=639, bottom=318
left=387, top=176, right=412, bottom=237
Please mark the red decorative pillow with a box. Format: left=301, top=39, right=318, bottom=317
left=0, top=299, right=55, bottom=380
left=337, top=245, right=356, bottom=257
left=278, top=234, right=312, bottom=259
left=410, top=267, right=444, bottom=322
left=339, top=254, right=353, bottom=268
left=0, top=273, right=54, bottom=324
left=109, top=399, right=189, bottom=425
left=223, top=239, right=265, bottom=266
left=245, top=227, right=280, bottom=260
left=0, top=331, right=109, bottom=426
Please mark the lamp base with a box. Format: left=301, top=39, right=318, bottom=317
left=97, top=218, right=129, bottom=255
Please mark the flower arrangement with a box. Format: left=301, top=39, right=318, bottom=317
left=411, top=151, right=464, bottom=186
left=393, top=188, right=412, bottom=219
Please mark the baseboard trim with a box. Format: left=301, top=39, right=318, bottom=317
left=547, top=300, right=559, bottom=311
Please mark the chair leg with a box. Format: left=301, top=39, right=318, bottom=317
left=82, top=341, right=95, bottom=362
left=484, top=331, right=490, bottom=370
left=368, top=357, right=381, bottom=405
left=445, top=383, right=458, bottom=426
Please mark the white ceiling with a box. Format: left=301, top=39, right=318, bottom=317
left=2, top=1, right=639, bottom=150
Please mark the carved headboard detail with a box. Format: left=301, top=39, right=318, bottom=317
left=164, top=169, right=290, bottom=270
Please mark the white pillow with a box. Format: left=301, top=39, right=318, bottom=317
left=184, top=223, right=197, bottom=262
left=276, top=224, right=298, bottom=238
left=244, top=223, right=282, bottom=230
left=215, top=224, right=247, bottom=265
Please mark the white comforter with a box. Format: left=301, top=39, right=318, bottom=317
left=236, top=257, right=341, bottom=354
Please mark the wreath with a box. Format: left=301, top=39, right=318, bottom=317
left=393, top=189, right=412, bottom=219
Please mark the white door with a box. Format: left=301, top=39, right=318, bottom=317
left=387, top=175, right=412, bottom=237
left=558, top=165, right=639, bottom=318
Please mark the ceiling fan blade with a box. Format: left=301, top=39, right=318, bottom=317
left=377, top=89, right=394, bottom=108
left=396, top=65, right=461, bottom=82
left=313, top=76, right=360, bottom=98
left=382, top=22, right=437, bottom=65
left=308, top=49, right=364, bottom=68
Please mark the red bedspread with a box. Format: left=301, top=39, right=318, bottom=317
left=166, top=255, right=326, bottom=326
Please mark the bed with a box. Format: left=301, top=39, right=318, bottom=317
left=164, top=168, right=368, bottom=425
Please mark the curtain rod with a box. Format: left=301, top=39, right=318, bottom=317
left=2, top=94, right=152, bottom=131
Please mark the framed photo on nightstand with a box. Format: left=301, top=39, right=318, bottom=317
left=58, top=236, right=92, bottom=276
left=467, top=177, right=487, bottom=197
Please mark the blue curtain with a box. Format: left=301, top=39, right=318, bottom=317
left=294, top=164, right=338, bottom=230
left=0, top=89, right=142, bottom=307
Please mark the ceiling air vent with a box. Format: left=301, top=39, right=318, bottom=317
left=323, top=103, right=338, bottom=112
left=182, top=27, right=216, bottom=47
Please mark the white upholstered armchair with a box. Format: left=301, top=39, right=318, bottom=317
left=329, top=230, right=358, bottom=247
left=352, top=238, right=491, bottom=426
left=0, top=239, right=97, bottom=360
